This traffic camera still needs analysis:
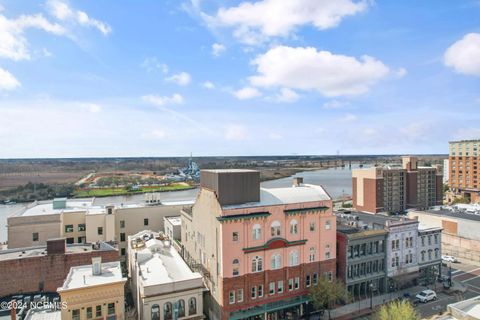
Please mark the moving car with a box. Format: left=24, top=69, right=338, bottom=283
left=442, top=255, right=457, bottom=263
left=415, top=289, right=437, bottom=303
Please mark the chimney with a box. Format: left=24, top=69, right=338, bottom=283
left=293, top=177, right=304, bottom=187
left=92, top=257, right=102, bottom=276
left=47, top=238, right=66, bottom=255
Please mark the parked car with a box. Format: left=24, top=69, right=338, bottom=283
left=442, top=255, right=457, bottom=263
left=415, top=289, right=437, bottom=303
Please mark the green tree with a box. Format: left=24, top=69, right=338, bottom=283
left=375, top=300, right=420, bottom=320
left=309, top=276, right=350, bottom=319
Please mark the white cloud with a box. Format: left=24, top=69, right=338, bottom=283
left=202, top=81, right=215, bottom=89
left=268, top=132, right=283, bottom=140
left=141, top=57, right=168, bottom=73
left=0, top=13, right=65, bottom=61
left=150, top=128, right=168, bottom=139
left=0, top=67, right=21, bottom=91
left=275, top=88, right=299, bottom=103
left=322, top=100, right=349, bottom=109
left=233, top=86, right=262, bottom=100
left=47, top=0, right=111, bottom=35
left=339, top=113, right=357, bottom=123
left=142, top=94, right=184, bottom=106
left=166, top=72, right=191, bottom=86
left=225, top=124, right=249, bottom=141
left=453, top=128, right=480, bottom=140
left=81, top=103, right=101, bottom=113
left=209, top=0, right=369, bottom=45
left=396, top=67, right=407, bottom=78
left=249, top=46, right=390, bottom=97
left=212, top=43, right=226, bottom=56
left=444, top=33, right=480, bottom=76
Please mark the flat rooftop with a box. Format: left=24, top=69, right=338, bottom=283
left=223, top=183, right=330, bottom=209
left=59, top=261, right=125, bottom=291
left=415, top=208, right=480, bottom=223
left=24, top=308, right=61, bottom=320
left=336, top=210, right=417, bottom=227
left=0, top=242, right=115, bottom=262
left=130, top=231, right=202, bottom=287
left=165, top=216, right=181, bottom=226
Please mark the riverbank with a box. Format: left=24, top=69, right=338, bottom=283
left=259, top=167, right=325, bottom=182
left=73, top=183, right=194, bottom=198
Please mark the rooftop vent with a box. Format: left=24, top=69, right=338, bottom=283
left=52, top=198, right=67, bottom=210
left=92, top=257, right=102, bottom=276
left=293, top=177, right=304, bottom=187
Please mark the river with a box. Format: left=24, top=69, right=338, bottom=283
left=0, top=164, right=363, bottom=243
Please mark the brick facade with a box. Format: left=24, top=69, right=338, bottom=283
left=0, top=246, right=118, bottom=298
left=221, top=259, right=336, bottom=319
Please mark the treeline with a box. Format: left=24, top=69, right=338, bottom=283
left=0, top=182, right=74, bottom=203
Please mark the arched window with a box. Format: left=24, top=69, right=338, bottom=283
left=177, top=299, right=185, bottom=317
left=271, top=253, right=282, bottom=269
left=428, top=249, right=432, bottom=260
left=434, top=248, right=439, bottom=259
left=421, top=251, right=425, bottom=261
left=289, top=250, right=299, bottom=266
left=309, top=247, right=316, bottom=262
left=253, top=224, right=262, bottom=240
left=164, top=302, right=173, bottom=320
left=290, top=220, right=298, bottom=234
left=252, top=256, right=263, bottom=272
left=151, top=304, right=160, bottom=320
left=271, top=221, right=281, bottom=237
left=233, top=258, right=240, bottom=276
left=188, top=297, right=197, bottom=315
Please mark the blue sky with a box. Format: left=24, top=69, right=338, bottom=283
left=0, top=0, right=479, bottom=158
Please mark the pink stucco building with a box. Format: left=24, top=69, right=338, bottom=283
left=181, top=170, right=336, bottom=320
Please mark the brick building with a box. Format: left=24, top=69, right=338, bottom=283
left=0, top=238, right=118, bottom=298
left=449, top=139, right=480, bottom=203
left=181, top=170, right=336, bottom=320
left=352, top=156, right=443, bottom=214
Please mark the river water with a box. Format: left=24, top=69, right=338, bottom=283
left=0, top=165, right=363, bottom=243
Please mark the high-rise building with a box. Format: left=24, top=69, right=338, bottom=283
left=449, top=140, right=480, bottom=202
left=352, top=156, right=443, bottom=214
left=181, top=170, right=336, bottom=320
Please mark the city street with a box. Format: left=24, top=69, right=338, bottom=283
left=352, top=259, right=480, bottom=319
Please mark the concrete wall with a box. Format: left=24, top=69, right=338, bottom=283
left=8, top=214, right=62, bottom=248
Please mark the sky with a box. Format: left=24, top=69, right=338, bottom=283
left=0, top=0, right=479, bottom=158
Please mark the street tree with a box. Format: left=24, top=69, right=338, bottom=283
left=309, top=275, right=349, bottom=319
left=375, top=300, right=420, bottom=320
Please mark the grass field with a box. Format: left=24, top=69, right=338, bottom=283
left=73, top=183, right=193, bottom=198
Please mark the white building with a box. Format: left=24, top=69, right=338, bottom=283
left=417, top=224, right=443, bottom=285
left=443, top=159, right=449, bottom=184
left=128, top=230, right=205, bottom=320
left=164, top=216, right=181, bottom=241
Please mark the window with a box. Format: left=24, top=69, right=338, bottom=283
left=121, top=248, right=126, bottom=256
left=435, top=248, right=439, bottom=259
left=271, top=221, right=281, bottom=236
left=309, top=222, right=316, bottom=231
left=65, top=224, right=74, bottom=233
left=428, top=249, right=432, bottom=260
left=251, top=286, right=257, bottom=299
left=271, top=253, right=281, bottom=269
left=120, top=220, right=125, bottom=228
left=253, top=224, right=261, bottom=240
left=434, top=234, right=439, bottom=244
left=229, top=291, right=235, bottom=304
left=86, top=307, right=93, bottom=319
left=306, top=275, right=311, bottom=287
left=72, top=309, right=80, bottom=320
left=325, top=244, right=331, bottom=259
left=421, top=251, right=425, bottom=261
left=66, top=237, right=74, bottom=244
left=269, top=282, right=275, bottom=294
left=120, top=233, right=126, bottom=242
left=237, top=289, right=244, bottom=302
left=188, top=298, right=197, bottom=315
left=177, top=300, right=185, bottom=317
left=32, top=232, right=39, bottom=241
left=258, top=285, right=264, bottom=297
left=324, top=271, right=333, bottom=282
left=97, top=227, right=103, bottom=235
left=252, top=256, right=263, bottom=272
left=428, top=235, right=432, bottom=245
left=164, top=302, right=173, bottom=320
left=313, top=273, right=318, bottom=285
left=233, top=259, right=240, bottom=276
left=294, top=277, right=300, bottom=289
left=95, top=306, right=102, bottom=318
left=289, top=250, right=299, bottom=266
left=290, top=219, right=298, bottom=234
left=278, top=280, right=284, bottom=293
left=309, top=247, right=316, bottom=262
left=288, top=278, right=294, bottom=291
left=107, top=303, right=115, bottom=315
left=144, top=218, right=149, bottom=226
left=78, top=224, right=86, bottom=232
left=325, top=220, right=331, bottom=230
left=233, top=232, right=239, bottom=241
left=422, top=236, right=425, bottom=246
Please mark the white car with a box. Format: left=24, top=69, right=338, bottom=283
left=416, top=289, right=437, bottom=303
left=442, top=255, right=457, bottom=263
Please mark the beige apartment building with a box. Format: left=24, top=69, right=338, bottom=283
left=7, top=198, right=193, bottom=259
left=449, top=140, right=480, bottom=203
left=58, top=258, right=127, bottom=320
left=352, top=156, right=443, bottom=214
